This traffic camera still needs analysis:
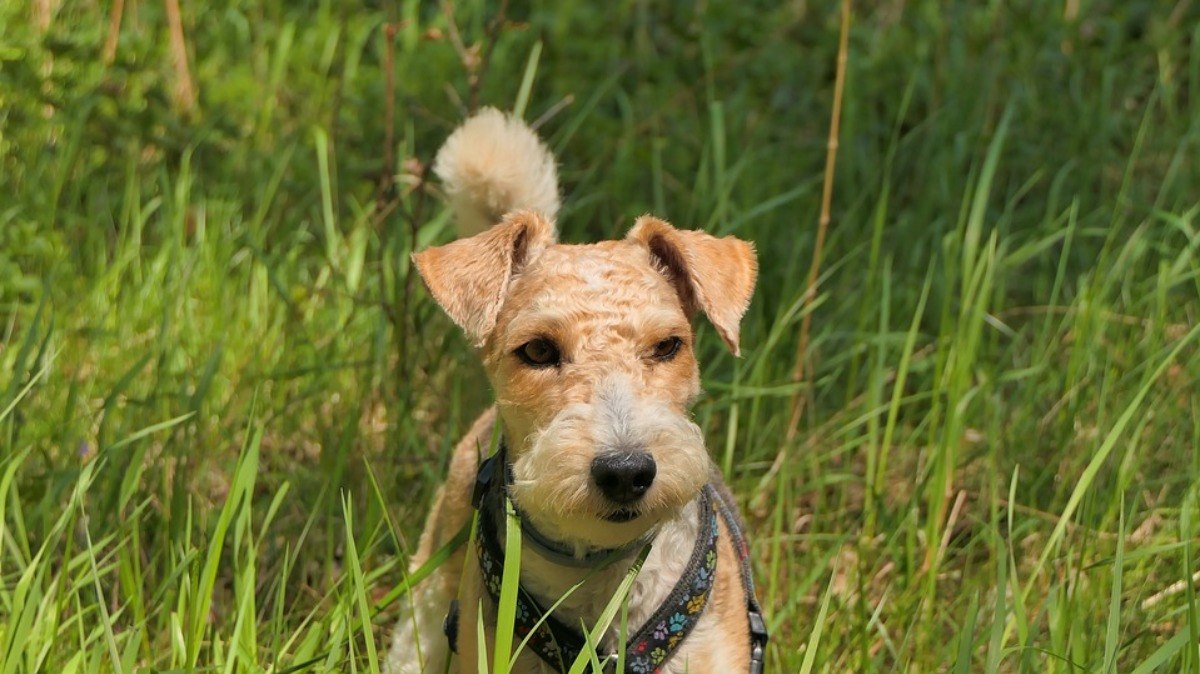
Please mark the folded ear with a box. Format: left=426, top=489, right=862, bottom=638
left=627, top=216, right=758, bottom=355
left=413, top=210, right=555, bottom=346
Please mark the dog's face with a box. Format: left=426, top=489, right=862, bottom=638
left=414, top=211, right=756, bottom=548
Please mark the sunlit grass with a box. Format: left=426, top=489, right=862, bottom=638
left=2, top=1, right=1200, bottom=672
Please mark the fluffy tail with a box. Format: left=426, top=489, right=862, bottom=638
left=433, top=107, right=560, bottom=238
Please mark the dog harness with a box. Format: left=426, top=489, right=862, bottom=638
left=444, top=444, right=768, bottom=673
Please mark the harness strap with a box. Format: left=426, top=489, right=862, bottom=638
left=451, top=446, right=768, bottom=672
left=476, top=488, right=593, bottom=669
left=473, top=446, right=650, bottom=567
left=473, top=450, right=720, bottom=671
left=464, top=447, right=588, bottom=668
left=708, top=484, right=769, bottom=673
left=620, top=492, right=717, bottom=668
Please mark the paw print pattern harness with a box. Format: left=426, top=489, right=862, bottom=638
left=443, top=442, right=768, bottom=673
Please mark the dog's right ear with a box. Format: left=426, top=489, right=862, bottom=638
left=412, top=210, right=554, bottom=346
left=627, top=216, right=757, bottom=356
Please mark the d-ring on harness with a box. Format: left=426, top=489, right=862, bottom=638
left=443, top=442, right=768, bottom=673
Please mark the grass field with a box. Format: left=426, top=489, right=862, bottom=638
left=3, top=0, right=1200, bottom=671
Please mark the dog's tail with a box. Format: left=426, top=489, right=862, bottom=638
left=433, top=107, right=560, bottom=238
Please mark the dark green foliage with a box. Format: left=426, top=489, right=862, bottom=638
left=1, top=1, right=1199, bottom=671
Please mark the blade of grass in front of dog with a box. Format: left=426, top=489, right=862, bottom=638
left=507, top=544, right=649, bottom=668
left=507, top=544, right=648, bottom=668
left=797, top=568, right=835, bottom=674
left=361, top=458, right=453, bottom=669
left=566, top=545, right=651, bottom=674
left=478, top=601, right=490, bottom=674
left=372, top=523, right=470, bottom=614
left=513, top=41, right=542, bottom=120
left=493, top=500, right=523, bottom=674
left=509, top=577, right=588, bottom=667
left=616, top=591, right=630, bottom=674
left=582, top=629, right=605, bottom=673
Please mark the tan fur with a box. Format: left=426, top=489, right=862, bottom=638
left=627, top=216, right=758, bottom=356
left=388, top=111, right=759, bottom=674
left=412, top=211, right=555, bottom=346
left=434, top=107, right=560, bottom=238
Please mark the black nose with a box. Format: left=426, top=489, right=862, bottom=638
left=591, top=452, right=656, bottom=504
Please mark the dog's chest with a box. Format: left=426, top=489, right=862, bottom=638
left=509, top=613, right=736, bottom=674
left=516, top=502, right=703, bottom=656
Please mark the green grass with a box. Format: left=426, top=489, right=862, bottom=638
left=2, top=0, right=1200, bottom=671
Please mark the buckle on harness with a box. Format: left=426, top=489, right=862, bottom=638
left=748, top=609, right=768, bottom=674
left=472, top=453, right=499, bottom=508
left=443, top=599, right=460, bottom=653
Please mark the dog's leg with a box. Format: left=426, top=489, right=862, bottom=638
left=447, top=556, right=485, bottom=674
left=385, top=482, right=457, bottom=674
left=386, top=409, right=497, bottom=674
left=386, top=576, right=452, bottom=674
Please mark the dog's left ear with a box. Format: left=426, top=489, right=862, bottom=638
left=627, top=216, right=758, bottom=356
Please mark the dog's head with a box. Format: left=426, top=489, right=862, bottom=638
left=414, top=211, right=756, bottom=548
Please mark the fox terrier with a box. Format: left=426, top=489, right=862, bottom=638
left=387, top=108, right=766, bottom=673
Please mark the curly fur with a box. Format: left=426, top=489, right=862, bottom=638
left=389, top=109, right=758, bottom=674
left=434, top=107, right=560, bottom=238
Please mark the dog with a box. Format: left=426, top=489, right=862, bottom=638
left=386, top=108, right=765, bottom=674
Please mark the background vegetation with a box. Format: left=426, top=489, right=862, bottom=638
left=2, top=0, right=1199, bottom=671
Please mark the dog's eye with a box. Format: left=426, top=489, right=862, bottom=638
left=515, top=338, right=561, bottom=367
left=651, top=337, right=683, bottom=361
